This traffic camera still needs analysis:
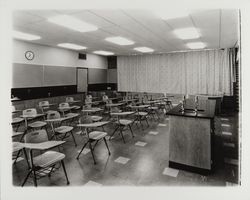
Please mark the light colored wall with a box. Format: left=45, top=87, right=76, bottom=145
left=13, top=40, right=108, bottom=69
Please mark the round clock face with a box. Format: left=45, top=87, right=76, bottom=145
left=25, top=51, right=34, bottom=60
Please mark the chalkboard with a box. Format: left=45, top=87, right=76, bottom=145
left=12, top=63, right=77, bottom=88
left=88, top=68, right=107, bottom=84
left=12, top=63, right=43, bottom=88
left=43, top=65, right=76, bottom=86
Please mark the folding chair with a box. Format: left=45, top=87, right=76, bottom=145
left=76, top=116, right=110, bottom=164
left=21, top=129, right=69, bottom=186
left=46, top=111, right=77, bottom=147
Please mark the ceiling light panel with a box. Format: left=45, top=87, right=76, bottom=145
left=173, top=27, right=200, bottom=40
left=134, top=47, right=154, bottom=53
left=186, top=42, right=206, bottom=49
left=93, top=50, right=114, bottom=56
left=105, top=36, right=135, bottom=45
left=13, top=31, right=41, bottom=41
left=57, top=43, right=87, bottom=50
left=48, top=15, right=98, bottom=32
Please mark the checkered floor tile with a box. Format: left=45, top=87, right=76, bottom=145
left=114, top=156, right=130, bottom=164
left=135, top=141, right=147, bottom=147
left=221, top=124, right=231, bottom=127
left=223, top=143, right=235, bottom=148
left=148, top=131, right=159, bottom=135
left=162, top=167, right=179, bottom=177
left=75, top=131, right=83, bottom=135
left=106, top=135, right=115, bottom=140
left=222, top=131, right=233, bottom=136
left=77, top=148, right=90, bottom=155
left=158, top=123, right=167, bottom=127
left=85, top=180, right=102, bottom=186
left=226, top=181, right=238, bottom=186
left=12, top=157, right=24, bottom=164
left=224, top=158, right=238, bottom=165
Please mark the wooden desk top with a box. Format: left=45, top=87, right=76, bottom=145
left=167, top=100, right=216, bottom=119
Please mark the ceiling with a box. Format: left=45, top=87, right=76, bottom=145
left=12, top=9, right=239, bottom=56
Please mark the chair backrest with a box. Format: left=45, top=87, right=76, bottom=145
left=66, top=97, right=74, bottom=102
left=59, top=102, right=69, bottom=108
left=79, top=115, right=93, bottom=124
left=111, top=107, right=120, bottom=113
left=39, top=101, right=49, bottom=107
left=87, top=95, right=92, bottom=99
left=24, top=129, right=48, bottom=143
left=85, top=96, right=92, bottom=104
left=47, top=111, right=61, bottom=120
left=102, top=95, right=109, bottom=102
left=107, top=99, right=113, bottom=104
left=23, top=108, right=37, bottom=116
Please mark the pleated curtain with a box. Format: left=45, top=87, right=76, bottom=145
left=117, top=49, right=233, bottom=96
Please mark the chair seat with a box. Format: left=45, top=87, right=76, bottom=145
left=117, top=119, right=133, bottom=125
left=89, top=131, right=107, bottom=140
left=91, top=116, right=103, bottom=122
left=138, top=112, right=148, bottom=116
left=12, top=142, right=23, bottom=152
left=65, top=113, right=79, bottom=118
left=33, top=151, right=65, bottom=168
left=12, top=117, right=24, bottom=124
left=28, top=121, right=47, bottom=128
left=148, top=106, right=158, bottom=110
left=55, top=126, right=73, bottom=134
left=72, top=106, right=81, bottom=110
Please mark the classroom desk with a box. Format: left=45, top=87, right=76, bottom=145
left=12, top=110, right=22, bottom=114
left=20, top=113, right=46, bottom=128
left=85, top=100, right=103, bottom=105
left=129, top=104, right=150, bottom=109
left=66, top=100, right=81, bottom=104
left=144, top=100, right=161, bottom=105
left=105, top=103, right=124, bottom=107
left=167, top=100, right=216, bottom=172
left=82, top=107, right=103, bottom=115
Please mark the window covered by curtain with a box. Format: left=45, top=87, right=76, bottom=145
left=117, top=49, right=234, bottom=96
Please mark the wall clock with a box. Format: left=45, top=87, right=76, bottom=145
left=25, top=51, right=35, bottom=60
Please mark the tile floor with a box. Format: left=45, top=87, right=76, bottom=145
left=12, top=110, right=240, bottom=186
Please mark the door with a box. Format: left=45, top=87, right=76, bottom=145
left=77, top=68, right=88, bottom=93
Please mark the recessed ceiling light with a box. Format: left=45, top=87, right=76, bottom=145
left=134, top=47, right=154, bottom=53
left=93, top=50, right=114, bottom=56
left=13, top=31, right=41, bottom=41
left=48, top=15, right=98, bottom=32
left=186, top=42, right=206, bottom=49
left=57, top=43, right=87, bottom=50
left=105, top=36, right=135, bottom=45
left=173, top=27, right=200, bottom=40
left=155, top=9, right=189, bottom=20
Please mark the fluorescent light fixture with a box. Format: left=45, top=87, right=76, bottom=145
left=13, top=31, right=41, bottom=41
left=48, top=15, right=98, bottom=32
left=173, top=27, right=200, bottom=40
left=105, top=36, right=134, bottom=45
left=93, top=50, right=114, bottom=56
left=186, top=42, right=206, bottom=49
left=134, top=47, right=154, bottom=53
left=155, top=9, right=189, bottom=20
left=57, top=43, right=87, bottom=50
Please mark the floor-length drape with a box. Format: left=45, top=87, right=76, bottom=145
left=117, top=49, right=233, bottom=96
